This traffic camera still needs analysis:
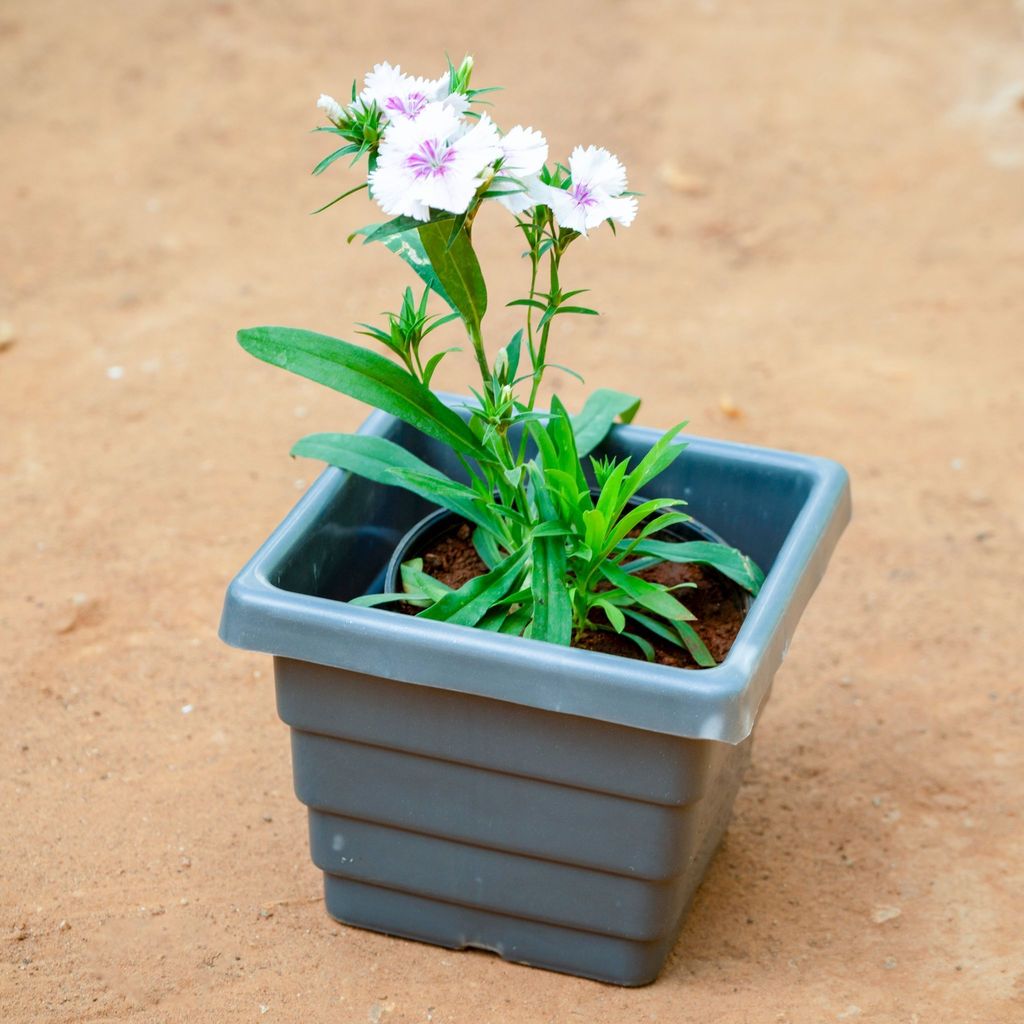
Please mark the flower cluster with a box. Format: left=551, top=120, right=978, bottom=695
left=317, top=59, right=637, bottom=235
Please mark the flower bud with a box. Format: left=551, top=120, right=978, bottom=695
left=316, top=93, right=344, bottom=124
left=493, top=346, right=509, bottom=381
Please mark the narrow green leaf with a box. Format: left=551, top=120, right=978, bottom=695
left=623, top=422, right=689, bottom=497
left=418, top=219, right=488, bottom=333
left=350, top=221, right=456, bottom=312
left=311, top=181, right=368, bottom=215
left=572, top=388, right=642, bottom=458
left=599, top=560, right=696, bottom=622
left=312, top=144, right=360, bottom=176
left=239, top=327, right=491, bottom=462
left=350, top=591, right=427, bottom=608
left=400, top=558, right=453, bottom=602
left=595, top=598, right=626, bottom=633
left=673, top=621, right=717, bottom=667
left=498, top=606, right=532, bottom=636
left=621, top=631, right=656, bottom=661
left=472, top=526, right=505, bottom=569
left=622, top=539, right=765, bottom=595
left=530, top=534, right=572, bottom=645
left=418, top=547, right=528, bottom=627
left=421, top=346, right=461, bottom=386
left=291, top=433, right=499, bottom=535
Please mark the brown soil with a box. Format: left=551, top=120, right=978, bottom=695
left=420, top=523, right=489, bottom=589
left=2, top=3, right=1023, bottom=1022
left=412, top=521, right=745, bottom=667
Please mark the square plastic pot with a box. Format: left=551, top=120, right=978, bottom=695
left=219, top=402, right=850, bottom=986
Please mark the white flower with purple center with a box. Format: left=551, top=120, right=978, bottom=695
left=533, top=145, right=638, bottom=235
left=359, top=62, right=469, bottom=123
left=368, top=102, right=502, bottom=221
left=494, top=125, right=548, bottom=214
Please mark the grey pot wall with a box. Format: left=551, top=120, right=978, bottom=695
left=220, top=401, right=851, bottom=985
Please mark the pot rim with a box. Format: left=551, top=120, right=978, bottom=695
left=219, top=397, right=851, bottom=744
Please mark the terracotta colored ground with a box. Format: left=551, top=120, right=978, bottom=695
left=2, top=2, right=1022, bottom=1021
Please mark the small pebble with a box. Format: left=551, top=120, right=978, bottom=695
left=49, top=593, right=97, bottom=635
left=57, top=919, right=70, bottom=931
left=106, top=365, right=124, bottom=381
left=181, top=704, right=193, bottom=715
left=0, top=321, right=15, bottom=351
left=883, top=956, right=897, bottom=969
left=718, top=394, right=743, bottom=419
left=262, top=814, right=273, bottom=823
left=658, top=162, right=709, bottom=196
left=872, top=904, right=902, bottom=924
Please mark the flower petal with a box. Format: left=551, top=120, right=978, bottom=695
left=569, top=145, right=628, bottom=196
left=501, top=125, right=548, bottom=178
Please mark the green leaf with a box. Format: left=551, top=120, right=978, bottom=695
left=472, top=526, right=505, bottom=569
left=673, top=621, right=717, bottom=667
left=355, top=216, right=430, bottom=244
left=350, top=591, right=427, bottom=608
left=621, top=539, right=765, bottom=595
left=391, top=468, right=506, bottom=538
left=421, top=346, right=461, bottom=386
left=291, top=433, right=499, bottom=534
left=418, top=219, right=487, bottom=334
left=311, top=182, right=368, bottom=215
left=238, top=327, right=491, bottom=463
left=498, top=606, right=532, bottom=636
left=399, top=558, right=453, bottom=603
left=595, top=598, right=626, bottom=633
left=350, top=221, right=456, bottom=312
left=530, top=534, right=572, bottom=645
left=312, top=144, right=360, bottom=176
left=621, top=607, right=684, bottom=648
left=572, top=388, right=642, bottom=458
left=621, top=631, right=656, bottom=661
left=600, top=498, right=685, bottom=560
left=599, top=560, right=696, bottom=622
left=623, top=422, right=689, bottom=497
left=417, top=547, right=528, bottom=627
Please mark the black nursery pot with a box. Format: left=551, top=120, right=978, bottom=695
left=220, top=401, right=851, bottom=986
left=383, top=498, right=737, bottom=595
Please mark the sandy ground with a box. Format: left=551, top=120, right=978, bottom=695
left=2, top=1, right=1023, bottom=1021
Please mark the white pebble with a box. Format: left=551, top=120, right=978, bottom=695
left=181, top=704, right=193, bottom=715
left=106, top=366, right=124, bottom=381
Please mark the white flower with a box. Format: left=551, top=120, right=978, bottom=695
left=368, top=102, right=502, bottom=221
left=533, top=145, right=638, bottom=235
left=494, top=126, right=548, bottom=214
left=316, top=93, right=344, bottom=123
left=359, top=61, right=469, bottom=123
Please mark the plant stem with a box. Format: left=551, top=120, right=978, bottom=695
left=527, top=244, right=562, bottom=410
left=468, top=322, right=491, bottom=385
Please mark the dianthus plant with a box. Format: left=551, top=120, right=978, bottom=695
left=239, top=57, right=763, bottom=665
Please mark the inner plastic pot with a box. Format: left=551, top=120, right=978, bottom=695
left=384, top=500, right=749, bottom=610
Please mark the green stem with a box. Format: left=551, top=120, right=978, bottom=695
left=528, top=245, right=562, bottom=410
left=468, top=322, right=491, bottom=386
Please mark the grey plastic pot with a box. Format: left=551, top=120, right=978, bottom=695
left=219, top=399, right=850, bottom=986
